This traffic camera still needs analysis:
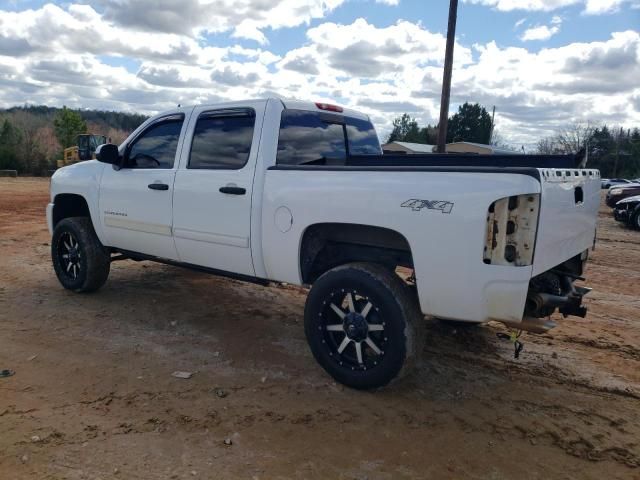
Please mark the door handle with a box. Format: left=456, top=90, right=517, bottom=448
left=219, top=186, right=246, bottom=195
left=148, top=183, right=169, bottom=191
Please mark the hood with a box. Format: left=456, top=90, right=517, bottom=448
left=617, top=194, right=640, bottom=205
left=609, top=183, right=640, bottom=193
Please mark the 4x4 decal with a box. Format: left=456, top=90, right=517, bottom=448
left=401, top=199, right=454, bottom=214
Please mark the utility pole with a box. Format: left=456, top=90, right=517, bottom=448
left=436, top=0, right=459, bottom=153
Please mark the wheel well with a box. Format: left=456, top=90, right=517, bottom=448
left=300, top=223, right=414, bottom=284
left=53, top=194, right=91, bottom=227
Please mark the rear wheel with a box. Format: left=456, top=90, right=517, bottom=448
left=51, top=217, right=110, bottom=292
left=304, top=262, right=423, bottom=390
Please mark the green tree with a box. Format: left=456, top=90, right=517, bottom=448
left=419, top=125, right=438, bottom=145
left=386, top=113, right=423, bottom=143
left=446, top=102, right=492, bottom=144
left=0, top=119, right=22, bottom=170
left=53, top=106, right=87, bottom=149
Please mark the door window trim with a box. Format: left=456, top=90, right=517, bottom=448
left=122, top=113, right=186, bottom=170
left=187, top=108, right=256, bottom=171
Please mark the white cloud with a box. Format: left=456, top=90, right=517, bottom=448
left=464, top=0, right=636, bottom=14
left=519, top=14, right=562, bottom=41
left=0, top=3, right=638, bottom=147
left=514, top=17, right=528, bottom=28
left=375, top=0, right=400, bottom=4
left=521, top=24, right=560, bottom=41
left=101, top=0, right=346, bottom=43
left=583, top=0, right=630, bottom=14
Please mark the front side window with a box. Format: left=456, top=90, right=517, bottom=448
left=276, top=110, right=347, bottom=166
left=126, top=117, right=183, bottom=169
left=189, top=110, right=255, bottom=169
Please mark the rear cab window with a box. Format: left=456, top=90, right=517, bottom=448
left=276, top=109, right=381, bottom=166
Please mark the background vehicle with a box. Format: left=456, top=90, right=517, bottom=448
left=613, top=195, right=640, bottom=230
left=601, top=178, right=632, bottom=189
left=606, top=183, right=640, bottom=207
left=57, top=133, right=108, bottom=168
left=46, top=98, right=600, bottom=389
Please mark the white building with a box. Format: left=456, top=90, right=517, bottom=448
left=382, top=141, right=518, bottom=155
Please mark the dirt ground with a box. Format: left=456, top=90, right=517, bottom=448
left=0, top=177, right=639, bottom=480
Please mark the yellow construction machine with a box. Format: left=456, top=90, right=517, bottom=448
left=57, top=134, right=108, bottom=168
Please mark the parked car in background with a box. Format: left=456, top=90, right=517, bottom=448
left=613, top=195, right=640, bottom=230
left=602, top=178, right=632, bottom=189
left=606, top=183, right=640, bottom=207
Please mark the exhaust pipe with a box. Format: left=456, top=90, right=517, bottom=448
left=525, top=277, right=589, bottom=320
left=527, top=292, right=570, bottom=312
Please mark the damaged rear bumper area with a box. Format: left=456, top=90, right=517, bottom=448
left=505, top=251, right=591, bottom=333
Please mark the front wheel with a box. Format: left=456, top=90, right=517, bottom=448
left=51, top=217, right=110, bottom=292
left=304, top=262, right=423, bottom=390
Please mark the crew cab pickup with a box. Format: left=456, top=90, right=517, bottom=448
left=47, top=98, right=600, bottom=389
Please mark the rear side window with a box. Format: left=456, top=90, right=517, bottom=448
left=346, top=117, right=382, bottom=155
left=189, top=109, right=255, bottom=169
left=276, top=109, right=381, bottom=166
left=277, top=110, right=346, bottom=165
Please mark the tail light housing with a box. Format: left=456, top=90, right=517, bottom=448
left=483, top=193, right=540, bottom=266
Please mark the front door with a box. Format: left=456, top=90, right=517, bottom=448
left=99, top=112, right=189, bottom=260
left=172, top=103, right=264, bottom=276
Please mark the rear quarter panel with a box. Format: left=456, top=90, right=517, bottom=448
left=261, top=168, right=541, bottom=323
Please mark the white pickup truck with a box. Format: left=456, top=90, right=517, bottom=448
left=47, top=98, right=600, bottom=389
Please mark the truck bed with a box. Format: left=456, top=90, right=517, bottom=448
left=348, top=153, right=581, bottom=169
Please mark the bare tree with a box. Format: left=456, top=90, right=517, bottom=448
left=535, top=137, right=559, bottom=154
left=554, top=122, right=595, bottom=154
left=490, top=129, right=505, bottom=147
left=11, top=110, right=48, bottom=173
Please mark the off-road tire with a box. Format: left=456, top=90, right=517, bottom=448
left=51, top=217, right=110, bottom=292
left=630, top=206, right=640, bottom=231
left=304, top=262, right=424, bottom=390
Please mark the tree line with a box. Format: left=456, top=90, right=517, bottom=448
left=387, top=103, right=640, bottom=178
left=2, top=102, right=638, bottom=178
left=536, top=123, right=640, bottom=178
left=0, top=106, right=147, bottom=175
left=386, top=102, right=495, bottom=146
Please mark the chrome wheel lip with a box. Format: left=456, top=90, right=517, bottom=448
left=320, top=289, right=386, bottom=370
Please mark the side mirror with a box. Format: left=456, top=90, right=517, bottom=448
left=95, top=143, right=120, bottom=166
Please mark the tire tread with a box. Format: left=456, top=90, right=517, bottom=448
left=52, top=217, right=110, bottom=293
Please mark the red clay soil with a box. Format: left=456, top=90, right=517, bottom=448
left=1, top=178, right=639, bottom=479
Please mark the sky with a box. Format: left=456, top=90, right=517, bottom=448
left=0, top=0, right=639, bottom=146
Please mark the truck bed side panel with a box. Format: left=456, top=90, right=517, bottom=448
left=262, top=167, right=541, bottom=323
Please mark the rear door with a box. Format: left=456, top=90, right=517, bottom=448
left=532, top=168, right=600, bottom=276
left=172, top=102, right=265, bottom=276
